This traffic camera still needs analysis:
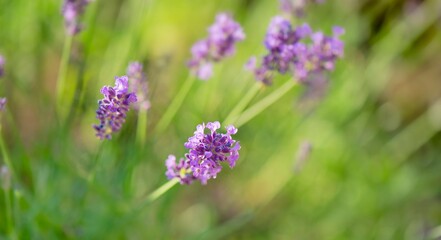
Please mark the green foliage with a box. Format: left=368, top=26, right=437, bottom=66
left=0, top=0, right=441, bottom=239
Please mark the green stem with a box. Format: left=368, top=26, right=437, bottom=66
left=136, top=109, right=148, bottom=146
left=4, top=189, right=16, bottom=240
left=133, top=179, right=179, bottom=214
left=203, top=65, right=224, bottom=112
left=88, top=142, right=105, bottom=183
left=117, top=178, right=179, bottom=229
left=56, top=34, right=73, bottom=118
left=145, top=178, right=179, bottom=204
left=155, top=75, right=195, bottom=134
left=5, top=110, right=34, bottom=193
left=223, top=83, right=263, bottom=126
left=0, top=128, right=15, bottom=182
left=235, top=80, right=296, bottom=128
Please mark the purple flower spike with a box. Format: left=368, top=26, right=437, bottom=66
left=93, top=76, right=137, bottom=140
left=0, top=98, right=6, bottom=111
left=127, top=62, right=150, bottom=111
left=62, top=0, right=91, bottom=36
left=208, top=13, right=245, bottom=60
left=188, top=13, right=245, bottom=80
left=165, top=122, right=241, bottom=185
left=247, top=16, right=344, bottom=85
left=279, top=0, right=325, bottom=18
left=0, top=55, right=4, bottom=77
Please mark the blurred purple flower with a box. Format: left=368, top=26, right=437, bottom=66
left=62, top=0, right=91, bottom=35
left=165, top=121, right=241, bottom=185
left=247, top=16, right=344, bottom=85
left=294, top=26, right=345, bottom=82
left=127, top=62, right=150, bottom=111
left=293, top=141, right=312, bottom=173
left=279, top=0, right=325, bottom=18
left=297, top=72, right=328, bottom=111
left=93, top=76, right=137, bottom=140
left=0, top=98, right=6, bottom=111
left=188, top=13, right=245, bottom=80
left=0, top=55, right=4, bottom=77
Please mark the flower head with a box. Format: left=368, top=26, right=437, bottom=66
left=188, top=13, right=245, bottom=80
left=279, top=0, right=325, bottom=18
left=165, top=155, right=197, bottom=185
left=247, top=16, right=344, bottom=85
left=165, top=121, right=241, bottom=185
left=0, top=98, right=6, bottom=111
left=0, top=55, right=4, bottom=77
left=127, top=62, right=150, bottom=111
left=93, top=76, right=137, bottom=140
left=62, top=0, right=91, bottom=35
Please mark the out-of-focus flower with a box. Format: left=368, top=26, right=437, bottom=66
left=247, top=16, right=344, bottom=85
left=293, top=26, right=344, bottom=81
left=188, top=13, right=245, bottom=80
left=93, top=76, right=137, bottom=140
left=62, top=0, right=91, bottom=35
left=0, top=98, right=6, bottom=111
left=127, top=62, right=150, bottom=111
left=297, top=72, right=328, bottom=111
left=165, top=121, right=241, bottom=185
left=0, top=55, right=4, bottom=77
left=279, top=0, right=325, bottom=18
left=293, top=141, right=312, bottom=173
left=1, top=166, right=10, bottom=190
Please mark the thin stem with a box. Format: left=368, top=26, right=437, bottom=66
left=155, top=75, right=195, bottom=134
left=117, top=178, right=179, bottom=229
left=5, top=110, right=34, bottom=192
left=385, top=109, right=439, bottom=164
left=77, top=0, right=100, bottom=111
left=87, top=142, right=105, bottom=183
left=235, top=80, right=297, bottom=128
left=145, top=178, right=179, bottom=204
left=203, top=64, right=224, bottom=112
left=223, top=83, right=263, bottom=126
left=56, top=34, right=73, bottom=118
left=0, top=128, right=15, bottom=182
left=4, top=189, right=16, bottom=240
left=136, top=109, right=148, bottom=146
left=133, top=179, right=179, bottom=214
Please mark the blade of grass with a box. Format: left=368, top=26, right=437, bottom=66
left=155, top=75, right=195, bottom=134
left=136, top=108, right=148, bottom=146
left=56, top=34, right=73, bottom=120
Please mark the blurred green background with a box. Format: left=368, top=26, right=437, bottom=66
left=1, top=0, right=441, bottom=239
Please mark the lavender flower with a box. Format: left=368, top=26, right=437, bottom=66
left=62, top=0, right=91, bottom=35
left=0, top=55, right=4, bottom=77
left=279, top=0, right=325, bottom=18
left=188, top=13, right=245, bottom=80
left=165, top=121, right=241, bottom=185
left=293, top=26, right=344, bottom=81
left=247, top=16, right=344, bottom=85
left=0, top=98, right=6, bottom=111
left=93, top=76, right=137, bottom=140
left=127, top=62, right=150, bottom=111
left=165, top=155, right=197, bottom=185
